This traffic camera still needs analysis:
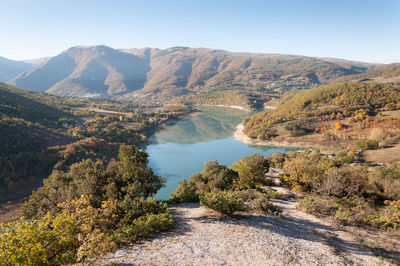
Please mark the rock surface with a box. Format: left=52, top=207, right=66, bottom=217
left=99, top=195, right=393, bottom=265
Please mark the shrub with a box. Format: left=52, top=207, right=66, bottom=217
left=297, top=196, right=337, bottom=216
left=364, top=200, right=400, bottom=229
left=113, top=212, right=174, bottom=243
left=169, top=179, right=199, bottom=203
left=188, top=161, right=237, bottom=194
left=0, top=195, right=117, bottom=265
left=282, top=150, right=333, bottom=192
left=250, top=198, right=282, bottom=216
left=334, top=151, right=355, bottom=164
left=235, top=189, right=264, bottom=202
left=284, top=123, right=307, bottom=137
left=266, top=152, right=287, bottom=168
left=231, top=153, right=269, bottom=189
left=200, top=191, right=244, bottom=215
left=355, top=139, right=379, bottom=150
left=335, top=208, right=356, bottom=225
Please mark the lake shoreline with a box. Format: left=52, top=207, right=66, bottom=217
left=194, top=104, right=250, bottom=111
left=233, top=123, right=317, bottom=148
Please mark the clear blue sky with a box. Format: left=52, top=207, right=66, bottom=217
left=1, top=0, right=399, bottom=63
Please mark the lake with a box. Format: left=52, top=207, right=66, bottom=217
left=146, top=107, right=299, bottom=200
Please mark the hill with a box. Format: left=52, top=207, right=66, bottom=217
left=0, top=83, right=76, bottom=200
left=10, top=46, right=371, bottom=105
left=242, top=81, right=400, bottom=147
left=0, top=82, right=194, bottom=201
left=334, top=63, right=400, bottom=83
left=10, top=45, right=150, bottom=97
left=0, top=56, right=35, bottom=82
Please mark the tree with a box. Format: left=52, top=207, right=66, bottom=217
left=188, top=160, right=237, bottom=194
left=231, top=154, right=269, bottom=189
left=117, top=143, right=165, bottom=198
left=0, top=195, right=117, bottom=265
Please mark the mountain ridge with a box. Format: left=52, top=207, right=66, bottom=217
left=0, top=56, right=35, bottom=82
left=8, top=45, right=375, bottom=102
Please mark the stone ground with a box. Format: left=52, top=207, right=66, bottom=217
left=98, top=180, right=397, bottom=265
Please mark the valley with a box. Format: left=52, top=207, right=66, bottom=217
left=1, top=46, right=400, bottom=265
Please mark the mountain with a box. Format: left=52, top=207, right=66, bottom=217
left=10, top=45, right=372, bottom=101
left=10, top=45, right=150, bottom=97
left=22, top=57, right=51, bottom=66
left=0, top=56, right=35, bottom=82
left=334, top=63, right=400, bottom=83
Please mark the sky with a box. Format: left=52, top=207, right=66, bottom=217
left=1, top=0, right=399, bottom=63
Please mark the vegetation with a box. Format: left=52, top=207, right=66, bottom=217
left=277, top=149, right=400, bottom=230
left=1, top=145, right=173, bottom=263
left=171, top=153, right=281, bottom=216
left=200, top=191, right=244, bottom=215
left=231, top=154, right=269, bottom=189
left=243, top=82, right=400, bottom=145
left=0, top=82, right=192, bottom=200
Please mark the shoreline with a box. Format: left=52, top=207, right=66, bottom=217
left=194, top=104, right=250, bottom=111
left=233, top=123, right=318, bottom=148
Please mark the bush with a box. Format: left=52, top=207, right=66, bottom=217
left=0, top=195, right=117, bottom=264
left=355, top=139, right=379, bottom=150
left=169, top=179, right=199, bottom=203
left=266, top=152, right=287, bottom=168
left=250, top=198, right=282, bottom=216
left=114, top=212, right=174, bottom=243
left=297, top=196, right=337, bottom=216
left=188, top=161, right=237, bottom=194
left=363, top=200, right=400, bottom=230
left=335, top=208, right=357, bottom=225
left=231, top=153, right=269, bottom=189
left=200, top=191, right=244, bottom=215
left=334, top=151, right=355, bottom=164
left=284, top=123, right=307, bottom=137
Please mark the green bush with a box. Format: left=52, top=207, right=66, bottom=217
left=0, top=195, right=117, bottom=264
left=266, top=152, right=287, bottom=168
left=235, top=189, right=266, bottom=202
left=363, top=200, right=400, bottom=230
left=169, top=179, right=199, bottom=203
left=231, top=153, right=269, bottom=189
left=297, top=196, right=337, bottom=216
left=335, top=208, right=356, bottom=225
left=250, top=198, right=282, bottom=216
left=284, top=123, right=307, bottom=137
left=334, top=151, right=355, bottom=164
left=188, top=161, right=237, bottom=194
left=355, top=139, right=379, bottom=150
left=114, top=212, right=174, bottom=243
left=200, top=191, right=244, bottom=215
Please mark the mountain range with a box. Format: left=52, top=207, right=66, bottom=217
left=1, top=45, right=378, bottom=103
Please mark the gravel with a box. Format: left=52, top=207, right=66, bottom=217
left=98, top=194, right=393, bottom=265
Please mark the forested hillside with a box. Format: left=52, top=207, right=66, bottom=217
left=243, top=81, right=400, bottom=145
left=0, top=82, right=192, bottom=201
left=0, top=83, right=76, bottom=199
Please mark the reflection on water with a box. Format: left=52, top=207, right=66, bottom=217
left=147, top=107, right=300, bottom=200
left=152, top=107, right=250, bottom=144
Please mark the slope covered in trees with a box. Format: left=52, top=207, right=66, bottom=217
left=243, top=81, right=400, bottom=144
left=0, top=82, right=192, bottom=201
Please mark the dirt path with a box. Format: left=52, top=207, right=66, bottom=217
left=99, top=186, right=393, bottom=265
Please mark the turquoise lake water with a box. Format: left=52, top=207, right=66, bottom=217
left=146, top=107, right=299, bottom=200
